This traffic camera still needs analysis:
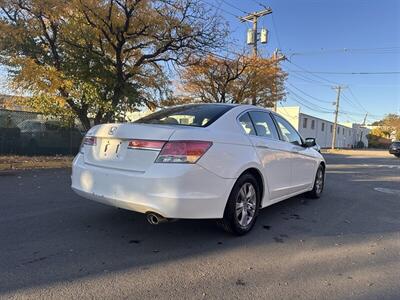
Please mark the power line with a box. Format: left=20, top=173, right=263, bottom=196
left=339, top=109, right=383, bottom=119
left=286, top=84, right=380, bottom=121
left=287, top=72, right=332, bottom=86
left=341, top=111, right=360, bottom=123
left=341, top=93, right=368, bottom=115
left=219, top=0, right=248, bottom=14
left=271, top=12, right=282, bottom=50
left=286, top=82, right=333, bottom=104
left=286, top=87, right=334, bottom=113
left=284, top=85, right=384, bottom=122
left=341, top=93, right=366, bottom=113
left=284, top=46, right=400, bottom=57
left=197, top=0, right=239, bottom=18
left=287, top=70, right=400, bottom=75
left=347, top=87, right=368, bottom=113
left=283, top=59, right=339, bottom=85
left=288, top=82, right=399, bottom=87
left=287, top=97, right=334, bottom=115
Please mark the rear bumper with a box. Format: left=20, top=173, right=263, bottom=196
left=71, top=154, right=235, bottom=219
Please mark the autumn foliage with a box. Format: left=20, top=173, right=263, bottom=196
left=178, top=54, right=287, bottom=107
left=0, top=0, right=225, bottom=129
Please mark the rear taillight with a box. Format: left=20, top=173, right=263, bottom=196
left=79, top=136, right=96, bottom=154
left=127, top=139, right=166, bottom=151
left=155, top=141, right=212, bottom=163
left=83, top=136, right=97, bottom=146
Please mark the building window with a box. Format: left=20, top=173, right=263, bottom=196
left=311, top=120, right=315, bottom=130
left=303, top=118, right=308, bottom=128
left=330, top=125, right=333, bottom=133
left=338, top=127, right=340, bottom=134
left=343, top=128, right=345, bottom=135
left=321, top=123, right=325, bottom=131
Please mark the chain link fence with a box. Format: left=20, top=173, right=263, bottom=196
left=0, top=109, right=84, bottom=155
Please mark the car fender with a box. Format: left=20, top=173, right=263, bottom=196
left=197, top=141, right=271, bottom=206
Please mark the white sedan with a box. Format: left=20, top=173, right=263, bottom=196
left=71, top=104, right=325, bottom=235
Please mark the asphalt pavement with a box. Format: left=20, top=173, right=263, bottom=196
left=0, top=152, right=399, bottom=299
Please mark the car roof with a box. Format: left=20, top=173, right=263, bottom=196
left=174, top=103, right=271, bottom=110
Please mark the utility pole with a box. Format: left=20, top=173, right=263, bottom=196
left=272, top=49, right=286, bottom=112
left=331, top=86, right=346, bottom=149
left=239, top=8, right=272, bottom=57
left=240, top=8, right=272, bottom=106
left=362, top=113, right=368, bottom=126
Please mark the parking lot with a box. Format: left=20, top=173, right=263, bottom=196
left=1, top=151, right=399, bottom=299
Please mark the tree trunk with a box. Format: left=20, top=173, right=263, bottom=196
left=76, top=111, right=91, bottom=131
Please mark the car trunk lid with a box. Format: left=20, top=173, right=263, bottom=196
left=83, top=123, right=176, bottom=172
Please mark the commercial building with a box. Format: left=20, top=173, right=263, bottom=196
left=277, top=106, right=370, bottom=148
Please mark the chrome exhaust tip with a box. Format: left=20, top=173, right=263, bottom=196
left=146, top=213, right=167, bottom=225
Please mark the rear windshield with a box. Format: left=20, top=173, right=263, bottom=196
left=134, top=104, right=233, bottom=127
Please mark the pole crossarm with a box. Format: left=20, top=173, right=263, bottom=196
left=239, top=8, right=272, bottom=23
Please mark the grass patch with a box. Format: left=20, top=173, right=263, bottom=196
left=0, top=155, right=73, bottom=171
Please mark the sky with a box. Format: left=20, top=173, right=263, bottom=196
left=213, top=0, right=400, bottom=124
left=0, top=0, right=399, bottom=125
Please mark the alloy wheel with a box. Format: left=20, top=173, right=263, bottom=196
left=235, top=182, right=257, bottom=227
left=315, top=168, right=324, bottom=194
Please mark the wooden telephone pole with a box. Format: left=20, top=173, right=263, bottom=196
left=331, top=85, right=347, bottom=149
left=239, top=8, right=272, bottom=57
left=239, top=8, right=272, bottom=106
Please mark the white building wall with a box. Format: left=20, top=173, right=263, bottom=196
left=277, top=106, right=369, bottom=148
left=345, top=123, right=370, bottom=147
left=298, top=114, right=354, bottom=148
left=276, top=106, right=300, bottom=130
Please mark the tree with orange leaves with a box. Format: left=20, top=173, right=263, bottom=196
left=178, top=54, right=287, bottom=107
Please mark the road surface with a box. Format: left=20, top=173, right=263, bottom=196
left=1, top=152, right=399, bottom=299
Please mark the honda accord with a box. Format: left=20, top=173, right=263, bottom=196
left=71, top=104, right=325, bottom=235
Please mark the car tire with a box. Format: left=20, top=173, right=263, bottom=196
left=219, top=173, right=260, bottom=235
left=307, top=164, right=325, bottom=199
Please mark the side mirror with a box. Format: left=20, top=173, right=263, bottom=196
left=304, top=137, right=316, bottom=148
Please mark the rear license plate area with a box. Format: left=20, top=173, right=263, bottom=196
left=101, top=139, right=123, bottom=160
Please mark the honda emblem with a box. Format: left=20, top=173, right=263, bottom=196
left=108, top=126, right=117, bottom=135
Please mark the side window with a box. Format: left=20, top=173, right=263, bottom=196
left=248, top=111, right=279, bottom=140
left=273, top=114, right=303, bottom=146
left=303, top=118, right=308, bottom=128
left=238, top=113, right=256, bottom=135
